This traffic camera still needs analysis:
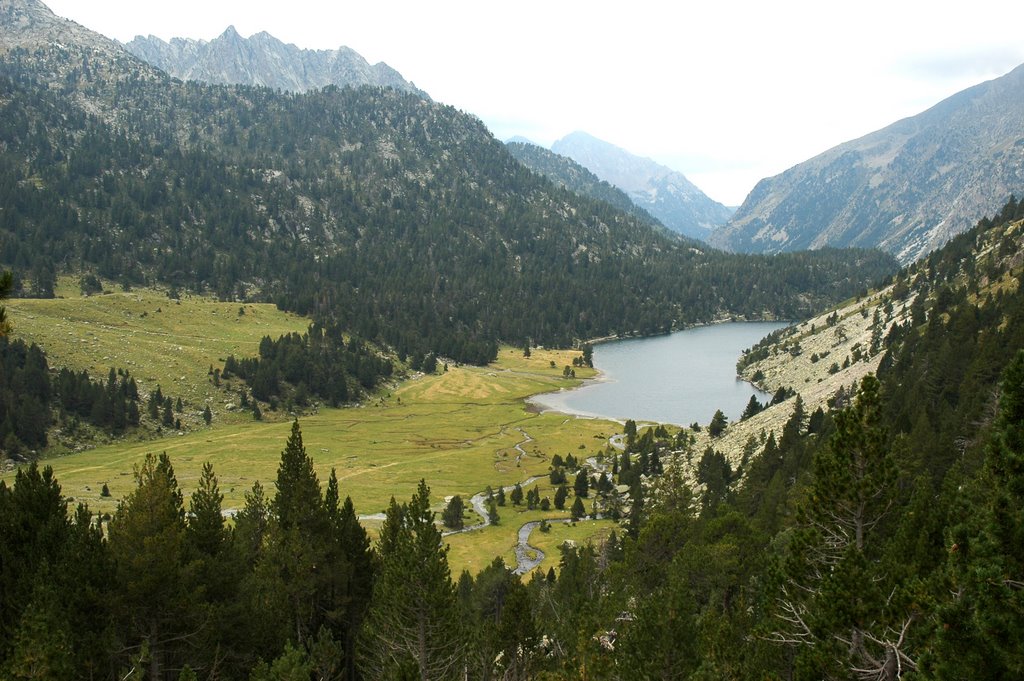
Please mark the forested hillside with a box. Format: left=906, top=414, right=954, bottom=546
left=505, top=140, right=662, bottom=228
left=3, top=198, right=1023, bottom=680
left=0, top=0, right=897, bottom=366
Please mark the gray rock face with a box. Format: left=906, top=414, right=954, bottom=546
left=124, top=27, right=427, bottom=97
left=711, top=63, right=1024, bottom=263
left=0, top=0, right=119, bottom=53
left=551, top=131, right=733, bottom=241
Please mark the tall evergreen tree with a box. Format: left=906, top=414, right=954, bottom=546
left=360, top=480, right=465, bottom=680
left=261, top=420, right=340, bottom=649
left=772, top=375, right=913, bottom=679
left=934, top=351, right=1024, bottom=678
left=107, top=453, right=190, bottom=681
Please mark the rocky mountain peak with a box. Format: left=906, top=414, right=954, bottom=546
left=123, top=27, right=428, bottom=98
left=551, top=131, right=733, bottom=240
left=0, top=0, right=119, bottom=54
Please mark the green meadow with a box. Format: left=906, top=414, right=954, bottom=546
left=3, top=284, right=621, bottom=576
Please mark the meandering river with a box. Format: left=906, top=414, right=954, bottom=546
left=529, top=321, right=789, bottom=426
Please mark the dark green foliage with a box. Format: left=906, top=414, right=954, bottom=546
left=53, top=365, right=140, bottom=435
left=697, top=447, right=733, bottom=513
left=553, top=484, right=568, bottom=510
left=573, top=469, right=589, bottom=498
left=708, top=408, right=728, bottom=438
left=570, top=496, right=586, bottom=521
left=510, top=482, right=523, bottom=506
left=360, top=480, right=464, bottom=679
left=107, top=453, right=189, bottom=680
left=932, top=351, right=1024, bottom=678
left=78, top=273, right=102, bottom=296
left=771, top=375, right=910, bottom=678
left=740, top=394, right=763, bottom=420
left=442, top=494, right=464, bottom=530
left=224, top=324, right=392, bottom=407
left=0, top=49, right=895, bottom=366
left=463, top=558, right=538, bottom=680
left=0, top=337, right=51, bottom=450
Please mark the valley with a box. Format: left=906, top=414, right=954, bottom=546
left=1, top=280, right=622, bottom=578
left=2, top=1, right=1024, bottom=678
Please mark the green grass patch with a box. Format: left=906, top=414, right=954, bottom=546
left=7, top=280, right=310, bottom=429
left=2, top=285, right=621, bottom=576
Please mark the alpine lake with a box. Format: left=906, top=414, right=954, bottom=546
left=529, top=321, right=790, bottom=426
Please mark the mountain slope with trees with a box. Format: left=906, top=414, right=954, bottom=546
left=2, top=198, right=1023, bottom=679
left=505, top=140, right=664, bottom=230
left=0, top=0, right=897, bottom=367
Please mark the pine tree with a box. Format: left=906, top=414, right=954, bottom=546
left=466, top=558, right=538, bottom=679
left=573, top=470, right=589, bottom=498
left=0, top=271, right=12, bottom=336
left=107, top=453, right=189, bottom=680
left=554, top=485, right=568, bottom=510
left=184, top=462, right=236, bottom=675
left=262, top=420, right=337, bottom=649
left=771, top=375, right=912, bottom=678
left=708, top=409, right=728, bottom=438
left=442, top=495, right=465, bottom=530
left=360, top=480, right=465, bottom=679
left=336, top=494, right=375, bottom=681
left=2, top=587, right=75, bottom=681
left=0, top=463, right=70, bottom=667
left=571, top=496, right=586, bottom=521
left=935, top=351, right=1024, bottom=678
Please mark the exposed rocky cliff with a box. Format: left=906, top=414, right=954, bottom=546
left=710, top=64, right=1024, bottom=263
left=125, top=26, right=427, bottom=97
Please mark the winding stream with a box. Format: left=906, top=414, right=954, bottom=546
left=361, top=428, right=617, bottom=575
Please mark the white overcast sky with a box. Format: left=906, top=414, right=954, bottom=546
left=44, top=0, right=1024, bottom=206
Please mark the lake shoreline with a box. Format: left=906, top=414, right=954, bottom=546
left=531, top=321, right=790, bottom=427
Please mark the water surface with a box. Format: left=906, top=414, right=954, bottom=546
left=530, top=321, right=788, bottom=426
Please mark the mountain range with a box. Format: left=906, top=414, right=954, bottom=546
left=0, top=0, right=894, bottom=367
left=550, top=132, right=734, bottom=240
left=711, top=63, right=1024, bottom=262
left=124, top=27, right=427, bottom=97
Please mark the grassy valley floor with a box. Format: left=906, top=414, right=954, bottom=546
left=2, top=284, right=620, bottom=577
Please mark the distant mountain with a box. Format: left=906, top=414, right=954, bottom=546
left=505, top=140, right=666, bottom=232
left=551, top=131, right=734, bottom=240
left=0, top=0, right=898, bottom=366
left=710, top=64, right=1024, bottom=263
left=124, top=27, right=427, bottom=97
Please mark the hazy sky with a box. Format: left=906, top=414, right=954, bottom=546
left=44, top=0, right=1024, bottom=206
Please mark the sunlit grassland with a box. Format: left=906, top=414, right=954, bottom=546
left=6, top=277, right=310, bottom=430
left=2, top=286, right=620, bottom=575
left=23, top=361, right=615, bottom=517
